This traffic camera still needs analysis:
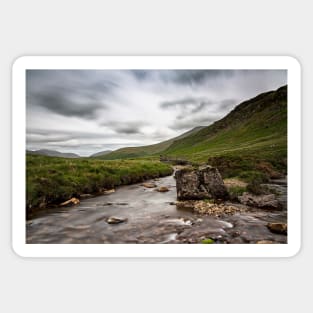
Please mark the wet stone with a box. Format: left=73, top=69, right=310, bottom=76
left=102, top=189, right=115, bottom=195
left=156, top=186, right=169, bottom=192
left=267, top=222, right=287, bottom=235
left=238, top=192, right=281, bottom=210
left=60, top=197, right=80, bottom=207
left=106, top=217, right=128, bottom=224
left=142, top=182, right=157, bottom=188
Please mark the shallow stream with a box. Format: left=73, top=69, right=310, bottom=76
left=27, top=172, right=287, bottom=244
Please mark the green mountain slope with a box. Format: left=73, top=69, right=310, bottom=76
left=97, top=126, right=205, bottom=160
left=163, top=85, right=287, bottom=177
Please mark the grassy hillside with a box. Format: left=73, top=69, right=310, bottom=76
left=96, top=126, right=204, bottom=160
left=163, top=85, right=287, bottom=179
left=26, top=155, right=172, bottom=214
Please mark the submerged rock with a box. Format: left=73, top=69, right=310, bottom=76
left=267, top=222, right=287, bottom=235
left=238, top=192, right=280, bottom=210
left=175, top=165, right=229, bottom=200
left=142, top=182, right=157, bottom=188
left=60, top=197, right=80, bottom=207
left=156, top=186, right=169, bottom=192
left=106, top=217, right=127, bottom=224
left=102, top=189, right=115, bottom=195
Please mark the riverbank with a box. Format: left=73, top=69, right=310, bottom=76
left=26, top=154, right=173, bottom=215
left=26, top=170, right=287, bottom=244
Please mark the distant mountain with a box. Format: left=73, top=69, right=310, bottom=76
left=90, top=150, right=112, bottom=158
left=27, top=149, right=80, bottom=158
left=163, top=85, right=287, bottom=163
left=96, top=126, right=205, bottom=160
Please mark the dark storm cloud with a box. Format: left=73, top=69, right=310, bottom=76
left=160, top=97, right=215, bottom=120
left=131, top=69, right=235, bottom=86
left=100, top=121, right=147, bottom=135
left=169, top=70, right=235, bottom=85
left=160, top=97, right=211, bottom=109
left=130, top=70, right=149, bottom=80
left=26, top=70, right=119, bottom=119
left=113, top=124, right=142, bottom=134
left=160, top=96, right=239, bottom=122
left=28, top=91, right=105, bottom=118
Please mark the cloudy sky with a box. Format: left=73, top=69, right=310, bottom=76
left=26, top=69, right=287, bottom=156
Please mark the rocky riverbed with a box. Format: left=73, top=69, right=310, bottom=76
left=26, top=170, right=287, bottom=244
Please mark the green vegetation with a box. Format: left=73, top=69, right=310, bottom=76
left=201, top=238, right=215, bottom=244
left=227, top=185, right=247, bottom=198
left=26, top=155, right=173, bottom=212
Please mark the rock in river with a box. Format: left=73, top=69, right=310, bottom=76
left=142, top=182, right=157, bottom=188
left=175, top=165, right=229, bottom=200
left=102, top=189, right=115, bottom=195
left=106, top=217, right=128, bottom=224
left=238, top=192, right=280, bottom=210
left=156, top=186, right=169, bottom=192
left=267, top=222, right=287, bottom=235
left=60, top=197, right=80, bottom=207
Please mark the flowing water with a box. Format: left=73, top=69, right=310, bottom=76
left=26, top=172, right=287, bottom=244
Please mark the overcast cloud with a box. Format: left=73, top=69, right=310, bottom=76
left=26, top=69, right=287, bottom=156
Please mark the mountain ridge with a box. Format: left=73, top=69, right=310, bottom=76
left=90, top=150, right=112, bottom=158
left=163, top=85, right=287, bottom=161
left=96, top=126, right=205, bottom=160
left=27, top=149, right=80, bottom=158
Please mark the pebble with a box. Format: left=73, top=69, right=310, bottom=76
left=106, top=217, right=127, bottom=224
left=267, top=222, right=287, bottom=235
left=156, top=186, right=169, bottom=192
left=142, top=182, right=157, bottom=188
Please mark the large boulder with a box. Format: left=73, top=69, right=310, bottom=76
left=175, top=165, right=229, bottom=200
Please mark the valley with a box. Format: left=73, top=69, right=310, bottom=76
left=26, top=85, right=288, bottom=244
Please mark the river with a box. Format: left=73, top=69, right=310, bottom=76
left=26, top=172, right=287, bottom=244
